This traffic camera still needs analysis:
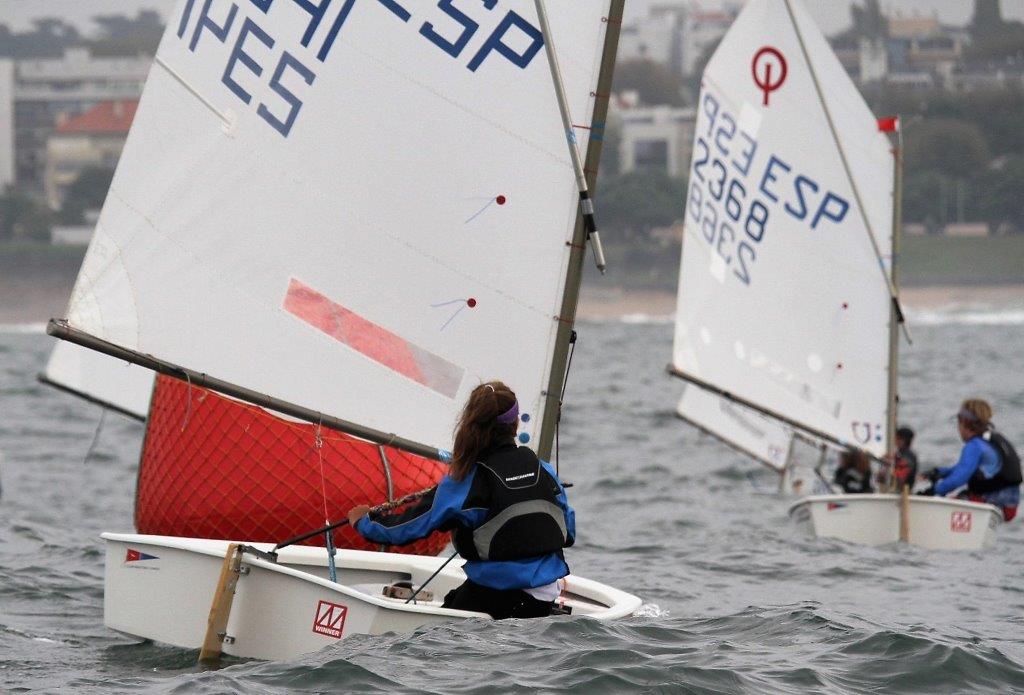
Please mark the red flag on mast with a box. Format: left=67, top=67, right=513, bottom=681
left=877, top=116, right=900, bottom=132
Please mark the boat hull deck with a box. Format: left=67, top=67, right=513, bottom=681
left=788, top=494, right=1001, bottom=550
left=103, top=533, right=642, bottom=661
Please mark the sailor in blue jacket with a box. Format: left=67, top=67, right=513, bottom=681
left=347, top=381, right=575, bottom=619
left=926, top=398, right=1022, bottom=520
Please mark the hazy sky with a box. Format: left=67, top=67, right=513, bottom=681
left=1, top=0, right=1023, bottom=36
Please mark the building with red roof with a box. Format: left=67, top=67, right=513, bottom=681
left=44, top=99, right=138, bottom=210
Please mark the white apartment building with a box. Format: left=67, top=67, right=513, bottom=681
left=615, top=102, right=697, bottom=178
left=618, top=2, right=740, bottom=77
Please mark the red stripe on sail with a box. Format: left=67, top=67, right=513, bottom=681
left=283, top=278, right=462, bottom=398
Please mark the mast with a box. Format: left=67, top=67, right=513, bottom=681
left=536, top=1, right=624, bottom=461
left=885, top=119, right=904, bottom=485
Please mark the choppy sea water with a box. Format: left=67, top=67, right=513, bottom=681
left=2, top=312, right=1024, bottom=694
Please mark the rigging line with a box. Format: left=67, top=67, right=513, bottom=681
left=154, top=55, right=232, bottom=126
left=405, top=550, right=460, bottom=605
left=781, top=0, right=908, bottom=334
left=534, top=0, right=607, bottom=273
left=83, top=409, right=107, bottom=465
left=313, top=418, right=338, bottom=583
left=554, top=331, right=578, bottom=477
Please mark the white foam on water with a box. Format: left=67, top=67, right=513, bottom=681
left=0, top=323, right=47, bottom=334
left=618, top=313, right=674, bottom=325
left=906, top=309, right=1024, bottom=326
left=633, top=603, right=669, bottom=618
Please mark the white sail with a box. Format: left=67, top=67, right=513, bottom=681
left=676, top=386, right=792, bottom=471
left=63, top=0, right=613, bottom=453
left=672, top=0, right=895, bottom=457
left=42, top=341, right=152, bottom=420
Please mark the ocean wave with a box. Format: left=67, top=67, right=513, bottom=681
left=126, top=606, right=1024, bottom=694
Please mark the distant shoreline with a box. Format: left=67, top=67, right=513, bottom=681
left=2, top=272, right=1021, bottom=326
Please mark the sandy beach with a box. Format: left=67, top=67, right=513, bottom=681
left=2, top=273, right=1021, bottom=327
left=575, top=284, right=1024, bottom=321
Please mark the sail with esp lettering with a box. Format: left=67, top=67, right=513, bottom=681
left=60, top=0, right=616, bottom=456
left=671, top=0, right=896, bottom=461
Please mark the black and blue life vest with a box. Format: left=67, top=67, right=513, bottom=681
left=453, top=444, right=571, bottom=562
left=968, top=429, right=1022, bottom=494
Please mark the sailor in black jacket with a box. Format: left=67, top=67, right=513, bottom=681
left=348, top=381, right=575, bottom=619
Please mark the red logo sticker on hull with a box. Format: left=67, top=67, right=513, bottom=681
left=313, top=600, right=348, bottom=639
left=950, top=511, right=972, bottom=533
left=125, top=549, right=159, bottom=562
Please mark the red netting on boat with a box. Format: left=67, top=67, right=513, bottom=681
left=134, top=375, right=449, bottom=555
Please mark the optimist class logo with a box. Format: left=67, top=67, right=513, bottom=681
left=124, top=549, right=159, bottom=562
left=826, top=502, right=847, bottom=511
left=312, top=600, right=348, bottom=639
left=752, top=46, right=788, bottom=106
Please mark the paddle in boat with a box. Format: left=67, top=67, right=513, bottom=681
left=48, top=0, right=641, bottom=660
left=666, top=0, right=1000, bottom=549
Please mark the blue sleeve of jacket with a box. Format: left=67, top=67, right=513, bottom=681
left=540, top=460, right=575, bottom=545
left=355, top=471, right=478, bottom=546
left=936, top=440, right=983, bottom=495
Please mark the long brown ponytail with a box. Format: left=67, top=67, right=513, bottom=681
left=449, top=381, right=518, bottom=481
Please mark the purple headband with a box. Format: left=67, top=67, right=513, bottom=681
left=496, top=400, right=520, bottom=424
left=957, top=408, right=982, bottom=423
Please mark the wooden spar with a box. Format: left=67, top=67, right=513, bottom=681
left=673, top=408, right=786, bottom=474
left=899, top=484, right=911, bottom=542
left=536, top=0, right=624, bottom=462
left=36, top=372, right=146, bottom=422
left=889, top=122, right=911, bottom=536
left=199, top=543, right=243, bottom=665
left=667, top=364, right=891, bottom=467
left=46, top=320, right=447, bottom=463
left=886, top=121, right=905, bottom=491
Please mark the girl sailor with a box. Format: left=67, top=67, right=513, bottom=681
left=347, top=381, right=574, bottom=619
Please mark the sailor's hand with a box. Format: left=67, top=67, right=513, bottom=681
left=925, top=469, right=941, bottom=483
left=917, top=486, right=936, bottom=497
left=348, top=505, right=371, bottom=526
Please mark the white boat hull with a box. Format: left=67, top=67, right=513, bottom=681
left=103, top=533, right=642, bottom=661
left=788, top=494, right=1001, bottom=550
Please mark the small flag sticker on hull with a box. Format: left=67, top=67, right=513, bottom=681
left=826, top=502, right=847, bottom=511
left=125, top=549, right=159, bottom=562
